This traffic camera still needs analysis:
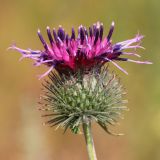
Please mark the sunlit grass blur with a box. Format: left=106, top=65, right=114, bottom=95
left=0, top=0, right=160, bottom=160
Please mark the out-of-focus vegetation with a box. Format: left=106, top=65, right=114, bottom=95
left=0, top=0, right=159, bottom=160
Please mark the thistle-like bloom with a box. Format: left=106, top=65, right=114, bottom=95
left=10, top=22, right=152, bottom=78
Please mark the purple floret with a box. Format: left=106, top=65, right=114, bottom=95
left=9, top=21, right=152, bottom=79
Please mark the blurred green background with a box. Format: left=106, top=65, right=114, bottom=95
left=0, top=0, right=159, bottom=159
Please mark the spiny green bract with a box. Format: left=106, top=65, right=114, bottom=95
left=39, top=67, right=127, bottom=134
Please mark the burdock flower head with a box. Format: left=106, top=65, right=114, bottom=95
left=10, top=22, right=151, bottom=79
left=10, top=21, right=152, bottom=160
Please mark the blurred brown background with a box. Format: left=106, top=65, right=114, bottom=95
left=0, top=0, right=159, bottom=160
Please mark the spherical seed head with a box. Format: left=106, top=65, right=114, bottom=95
left=39, top=67, right=128, bottom=134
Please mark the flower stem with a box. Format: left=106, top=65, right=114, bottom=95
left=82, top=117, right=97, bottom=160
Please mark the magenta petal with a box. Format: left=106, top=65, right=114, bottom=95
left=10, top=21, right=152, bottom=78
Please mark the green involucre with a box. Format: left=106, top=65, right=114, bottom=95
left=39, top=67, right=127, bottom=134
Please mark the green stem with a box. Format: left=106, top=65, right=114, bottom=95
left=82, top=117, right=97, bottom=160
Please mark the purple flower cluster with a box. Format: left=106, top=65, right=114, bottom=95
left=10, top=22, right=152, bottom=79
